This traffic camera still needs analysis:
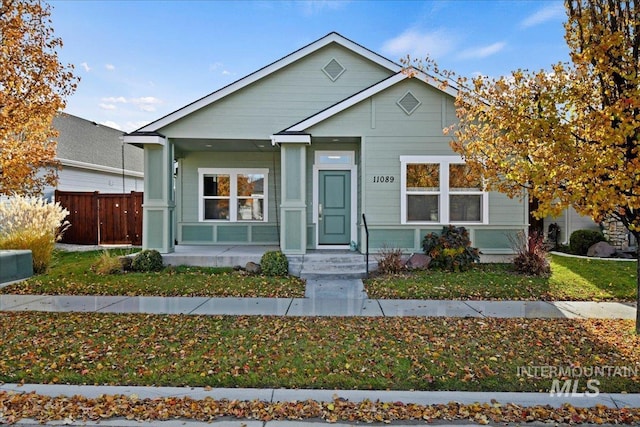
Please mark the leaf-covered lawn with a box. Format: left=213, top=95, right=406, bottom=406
left=0, top=250, right=305, bottom=298
left=366, top=254, right=637, bottom=301
left=1, top=312, right=638, bottom=393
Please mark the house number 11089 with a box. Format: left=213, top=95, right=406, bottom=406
left=373, top=176, right=394, bottom=183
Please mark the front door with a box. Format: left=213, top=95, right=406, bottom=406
left=318, top=170, right=351, bottom=245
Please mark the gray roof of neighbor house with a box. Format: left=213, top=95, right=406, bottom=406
left=54, top=112, right=144, bottom=173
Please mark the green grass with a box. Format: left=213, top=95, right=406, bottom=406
left=0, top=312, right=638, bottom=392
left=366, top=254, right=637, bottom=301
left=0, top=250, right=305, bottom=298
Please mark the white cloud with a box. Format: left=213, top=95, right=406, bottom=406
left=520, top=3, right=565, bottom=29
left=100, top=120, right=122, bottom=130
left=381, top=28, right=456, bottom=60
left=458, top=42, right=506, bottom=60
left=105, top=64, right=115, bottom=71
left=101, top=96, right=127, bottom=104
left=99, top=103, right=117, bottom=110
left=80, top=62, right=91, bottom=72
left=130, top=96, right=162, bottom=112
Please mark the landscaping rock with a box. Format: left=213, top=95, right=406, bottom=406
left=405, top=253, right=431, bottom=270
left=587, top=241, right=616, bottom=258
left=245, top=261, right=261, bottom=274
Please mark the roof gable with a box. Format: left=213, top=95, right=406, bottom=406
left=138, top=32, right=403, bottom=133
left=282, top=68, right=458, bottom=133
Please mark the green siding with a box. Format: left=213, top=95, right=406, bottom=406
left=251, top=226, right=279, bottom=242
left=218, top=226, right=249, bottom=242
left=474, top=229, right=515, bottom=249
left=182, top=225, right=213, bottom=242
left=146, top=211, right=164, bottom=249
left=160, top=44, right=393, bottom=140
left=369, top=229, right=415, bottom=249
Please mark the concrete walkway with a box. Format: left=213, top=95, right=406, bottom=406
left=0, top=293, right=635, bottom=318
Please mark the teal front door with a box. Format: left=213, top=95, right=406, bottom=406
left=318, top=170, right=351, bottom=245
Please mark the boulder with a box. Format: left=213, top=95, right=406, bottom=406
left=405, top=253, right=431, bottom=270
left=587, top=241, right=616, bottom=258
left=245, top=261, right=262, bottom=274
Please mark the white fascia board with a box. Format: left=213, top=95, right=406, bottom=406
left=58, top=158, right=144, bottom=178
left=271, top=134, right=312, bottom=146
left=123, top=134, right=166, bottom=146
left=138, top=33, right=402, bottom=133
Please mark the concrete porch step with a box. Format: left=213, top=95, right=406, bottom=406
left=288, top=252, right=377, bottom=280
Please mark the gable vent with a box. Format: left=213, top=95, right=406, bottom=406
left=397, top=91, right=421, bottom=115
left=322, top=58, right=346, bottom=81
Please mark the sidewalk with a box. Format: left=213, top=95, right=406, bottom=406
left=0, top=293, right=635, bottom=318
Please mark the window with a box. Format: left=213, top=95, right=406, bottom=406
left=401, top=156, right=487, bottom=224
left=199, top=168, right=268, bottom=222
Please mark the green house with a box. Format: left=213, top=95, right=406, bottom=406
left=124, top=32, right=526, bottom=257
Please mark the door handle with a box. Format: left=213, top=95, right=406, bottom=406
left=318, top=203, right=323, bottom=221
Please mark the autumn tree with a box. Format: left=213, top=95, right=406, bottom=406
left=0, top=0, right=77, bottom=195
left=412, top=0, right=640, bottom=331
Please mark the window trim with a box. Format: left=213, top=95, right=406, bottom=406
left=400, top=155, right=488, bottom=225
left=198, top=168, right=269, bottom=222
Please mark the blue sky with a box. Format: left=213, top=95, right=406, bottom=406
left=50, top=0, right=569, bottom=132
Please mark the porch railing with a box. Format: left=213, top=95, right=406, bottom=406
left=362, top=213, right=369, bottom=278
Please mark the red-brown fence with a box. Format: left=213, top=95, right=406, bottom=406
left=55, top=191, right=143, bottom=245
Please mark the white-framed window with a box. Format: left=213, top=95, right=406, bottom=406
left=198, top=168, right=268, bottom=222
left=400, top=156, right=488, bottom=224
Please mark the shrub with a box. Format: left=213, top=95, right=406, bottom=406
left=510, top=231, right=550, bottom=276
left=376, top=246, right=405, bottom=275
left=260, top=250, right=288, bottom=276
left=92, top=250, right=124, bottom=275
left=569, top=229, right=606, bottom=255
left=0, top=195, right=69, bottom=274
left=131, top=249, right=164, bottom=272
left=422, top=226, right=480, bottom=271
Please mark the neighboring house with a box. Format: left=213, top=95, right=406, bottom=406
left=125, top=32, right=528, bottom=256
left=45, top=112, right=144, bottom=200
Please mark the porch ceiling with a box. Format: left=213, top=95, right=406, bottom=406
left=173, top=138, right=276, bottom=153
left=172, top=136, right=361, bottom=154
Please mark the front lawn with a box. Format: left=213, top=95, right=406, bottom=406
left=0, top=250, right=305, bottom=298
left=1, top=311, right=638, bottom=393
left=366, top=254, right=637, bottom=301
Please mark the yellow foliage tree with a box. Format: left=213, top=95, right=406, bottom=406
left=412, top=0, right=640, bottom=332
left=0, top=0, right=78, bottom=195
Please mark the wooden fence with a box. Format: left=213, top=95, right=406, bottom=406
left=55, top=191, right=143, bottom=245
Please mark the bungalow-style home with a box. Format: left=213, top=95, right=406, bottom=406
left=125, top=32, right=530, bottom=257
left=46, top=112, right=144, bottom=200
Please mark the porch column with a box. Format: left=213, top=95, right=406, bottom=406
left=279, top=143, right=308, bottom=255
left=272, top=132, right=311, bottom=255
left=124, top=133, right=175, bottom=253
